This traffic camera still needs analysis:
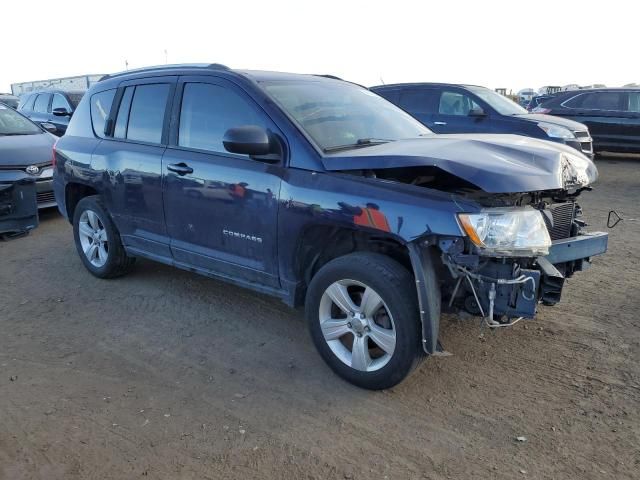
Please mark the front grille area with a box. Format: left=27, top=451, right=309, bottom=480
left=543, top=203, right=575, bottom=240
left=573, top=130, right=593, bottom=155
left=36, top=191, right=55, bottom=205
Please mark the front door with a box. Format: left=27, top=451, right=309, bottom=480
left=162, top=77, right=282, bottom=288
left=431, top=89, right=488, bottom=133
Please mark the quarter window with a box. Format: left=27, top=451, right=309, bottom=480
left=125, top=84, right=170, bottom=144
left=178, top=83, right=266, bottom=154
left=438, top=91, right=480, bottom=115
left=90, top=89, right=116, bottom=138
left=34, top=93, right=51, bottom=113
left=20, top=94, right=36, bottom=110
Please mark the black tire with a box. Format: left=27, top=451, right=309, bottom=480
left=305, top=252, right=424, bottom=390
left=72, top=195, right=135, bottom=278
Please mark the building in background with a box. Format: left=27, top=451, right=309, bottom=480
left=11, top=74, right=105, bottom=96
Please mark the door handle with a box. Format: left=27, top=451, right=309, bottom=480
left=167, top=162, right=193, bottom=175
left=433, top=121, right=447, bottom=126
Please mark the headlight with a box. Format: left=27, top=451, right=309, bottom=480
left=561, top=153, right=591, bottom=189
left=457, top=207, right=551, bottom=257
left=538, top=122, right=575, bottom=139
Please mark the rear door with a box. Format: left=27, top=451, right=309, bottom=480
left=92, top=77, right=176, bottom=258
left=162, top=76, right=282, bottom=287
left=397, top=88, right=439, bottom=128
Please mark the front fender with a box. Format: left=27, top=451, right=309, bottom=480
left=407, top=241, right=442, bottom=355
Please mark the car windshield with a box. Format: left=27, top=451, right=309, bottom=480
left=467, top=86, right=528, bottom=115
left=261, top=80, right=431, bottom=152
left=0, top=104, right=42, bottom=135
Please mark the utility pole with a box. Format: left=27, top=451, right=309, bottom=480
left=125, top=60, right=129, bottom=71
left=164, top=49, right=168, bottom=65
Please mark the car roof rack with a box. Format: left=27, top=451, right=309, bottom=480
left=100, top=63, right=231, bottom=81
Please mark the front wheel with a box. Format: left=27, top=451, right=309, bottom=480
left=73, top=196, right=135, bottom=278
left=305, top=252, right=424, bottom=390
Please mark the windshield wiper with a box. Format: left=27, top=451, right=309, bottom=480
left=0, top=132, right=33, bottom=136
left=323, top=138, right=392, bottom=153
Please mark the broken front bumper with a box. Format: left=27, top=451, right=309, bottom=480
left=0, top=177, right=38, bottom=236
left=414, top=231, right=609, bottom=354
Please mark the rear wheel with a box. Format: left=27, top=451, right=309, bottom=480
left=305, top=252, right=423, bottom=390
left=73, top=196, right=135, bottom=278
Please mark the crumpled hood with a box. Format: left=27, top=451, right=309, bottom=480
left=0, top=132, right=55, bottom=167
left=323, top=134, right=598, bottom=193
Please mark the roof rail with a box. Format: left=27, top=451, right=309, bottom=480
left=313, top=74, right=343, bottom=81
left=100, top=63, right=231, bottom=82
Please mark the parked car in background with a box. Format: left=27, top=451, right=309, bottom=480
left=526, top=94, right=555, bottom=111
left=0, top=105, right=57, bottom=236
left=371, top=83, right=594, bottom=158
left=533, top=88, right=640, bottom=154
left=53, top=64, right=607, bottom=389
left=0, top=93, right=20, bottom=109
left=18, top=90, right=84, bottom=136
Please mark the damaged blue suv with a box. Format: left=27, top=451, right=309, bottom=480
left=53, top=64, right=608, bottom=389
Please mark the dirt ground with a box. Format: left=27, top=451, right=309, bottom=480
left=1, top=159, right=639, bottom=480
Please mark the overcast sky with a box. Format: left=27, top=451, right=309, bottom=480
left=2, top=0, right=636, bottom=94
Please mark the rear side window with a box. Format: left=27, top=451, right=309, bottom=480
left=125, top=84, right=170, bottom=144
left=565, top=92, right=624, bottom=111
left=114, top=87, right=134, bottom=139
left=399, top=89, right=436, bottom=114
left=178, top=83, right=266, bottom=154
left=34, top=93, right=51, bottom=113
left=90, top=89, right=116, bottom=138
left=438, top=91, right=480, bottom=115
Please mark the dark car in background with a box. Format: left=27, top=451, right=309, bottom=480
left=371, top=83, right=594, bottom=158
left=0, top=93, right=20, bottom=109
left=0, top=105, right=57, bottom=236
left=18, top=89, right=84, bottom=136
left=53, top=64, right=607, bottom=389
left=526, top=94, right=555, bottom=112
left=533, top=88, right=640, bottom=154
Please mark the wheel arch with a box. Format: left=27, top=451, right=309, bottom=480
left=64, top=182, right=98, bottom=223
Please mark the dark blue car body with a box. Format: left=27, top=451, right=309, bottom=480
left=371, top=83, right=594, bottom=158
left=53, top=65, right=607, bottom=362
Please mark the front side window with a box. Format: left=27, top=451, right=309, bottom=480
left=51, top=94, right=71, bottom=112
left=467, top=86, right=527, bottom=115
left=125, top=84, right=170, bottom=144
left=625, top=92, right=640, bottom=113
left=34, top=93, right=51, bottom=113
left=90, top=89, right=116, bottom=138
left=0, top=104, right=42, bottom=135
left=178, top=83, right=266, bottom=154
left=262, top=80, right=430, bottom=152
left=438, top=91, right=480, bottom=116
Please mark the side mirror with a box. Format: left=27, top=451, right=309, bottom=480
left=40, top=122, right=57, bottom=134
left=52, top=107, right=71, bottom=117
left=223, top=125, right=279, bottom=161
left=468, top=107, right=486, bottom=117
